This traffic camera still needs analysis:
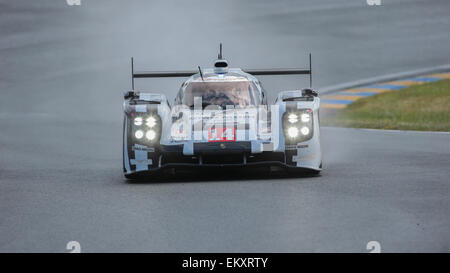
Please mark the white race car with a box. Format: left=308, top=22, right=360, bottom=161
left=123, top=45, right=322, bottom=179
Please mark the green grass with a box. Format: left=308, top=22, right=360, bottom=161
left=323, top=79, right=450, bottom=131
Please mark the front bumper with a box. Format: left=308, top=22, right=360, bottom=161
left=124, top=142, right=321, bottom=177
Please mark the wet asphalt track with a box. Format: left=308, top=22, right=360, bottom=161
left=1, top=0, right=450, bottom=252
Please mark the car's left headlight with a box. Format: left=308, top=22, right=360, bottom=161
left=132, top=114, right=162, bottom=144
left=283, top=109, right=313, bottom=143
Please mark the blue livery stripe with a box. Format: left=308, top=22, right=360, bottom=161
left=321, top=99, right=354, bottom=105
left=364, top=84, right=405, bottom=90
left=340, top=92, right=377, bottom=97
left=405, top=77, right=440, bottom=82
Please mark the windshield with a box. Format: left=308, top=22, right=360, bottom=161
left=182, top=80, right=260, bottom=108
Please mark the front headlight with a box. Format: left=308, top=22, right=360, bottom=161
left=146, top=130, right=156, bottom=140
left=288, top=114, right=298, bottom=123
left=132, top=114, right=162, bottom=143
left=146, top=116, right=157, bottom=128
left=300, top=113, right=310, bottom=123
left=283, top=109, right=313, bottom=143
left=135, top=130, right=144, bottom=139
left=300, top=126, right=310, bottom=135
left=134, top=117, right=143, bottom=126
left=287, top=127, right=299, bottom=138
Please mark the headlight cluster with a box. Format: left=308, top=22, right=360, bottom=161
left=132, top=115, right=161, bottom=142
left=283, top=109, right=313, bottom=143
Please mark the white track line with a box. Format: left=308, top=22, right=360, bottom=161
left=319, top=64, right=450, bottom=94
left=322, top=126, right=450, bottom=135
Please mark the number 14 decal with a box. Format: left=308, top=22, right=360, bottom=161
left=208, top=127, right=236, bottom=142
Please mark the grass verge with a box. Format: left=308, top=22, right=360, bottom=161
left=322, top=79, right=450, bottom=131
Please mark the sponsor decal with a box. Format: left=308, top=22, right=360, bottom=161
left=132, top=144, right=155, bottom=152
left=130, top=159, right=153, bottom=165
left=285, top=144, right=297, bottom=150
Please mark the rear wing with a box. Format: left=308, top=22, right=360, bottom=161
left=131, top=54, right=312, bottom=89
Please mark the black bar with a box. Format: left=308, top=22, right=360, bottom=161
left=133, top=70, right=198, bottom=78
left=243, top=68, right=311, bottom=75
left=133, top=68, right=311, bottom=79
left=131, top=57, right=134, bottom=90
left=309, top=53, right=312, bottom=88
left=3, top=253, right=438, bottom=272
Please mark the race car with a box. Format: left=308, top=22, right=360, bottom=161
left=123, top=45, right=322, bottom=179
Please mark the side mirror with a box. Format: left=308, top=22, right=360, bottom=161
left=124, top=91, right=136, bottom=99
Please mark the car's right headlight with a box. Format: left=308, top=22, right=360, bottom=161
left=283, top=109, right=313, bottom=143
